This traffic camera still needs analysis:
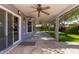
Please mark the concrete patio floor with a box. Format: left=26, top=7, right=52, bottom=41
left=7, top=32, right=79, bottom=54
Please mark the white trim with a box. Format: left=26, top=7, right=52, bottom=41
left=19, top=16, right=21, bottom=41
left=5, top=11, right=8, bottom=48
left=12, top=15, right=14, bottom=44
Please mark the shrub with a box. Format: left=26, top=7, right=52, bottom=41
left=64, top=26, right=79, bottom=34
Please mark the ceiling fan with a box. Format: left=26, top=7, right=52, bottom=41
left=30, top=4, right=50, bottom=17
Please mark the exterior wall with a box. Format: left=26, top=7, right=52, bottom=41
left=0, top=4, right=18, bottom=14
left=0, top=4, right=36, bottom=41
left=21, top=17, right=36, bottom=41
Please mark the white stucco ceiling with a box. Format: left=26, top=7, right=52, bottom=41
left=13, top=4, right=77, bottom=21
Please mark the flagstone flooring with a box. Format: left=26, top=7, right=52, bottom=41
left=7, top=32, right=79, bottom=54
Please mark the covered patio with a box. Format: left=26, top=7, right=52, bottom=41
left=13, top=4, right=78, bottom=41
left=0, top=4, right=79, bottom=54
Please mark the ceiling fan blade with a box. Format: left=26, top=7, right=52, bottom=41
left=42, top=6, right=50, bottom=10
left=41, top=10, right=50, bottom=15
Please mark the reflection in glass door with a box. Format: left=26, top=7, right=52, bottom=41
left=14, top=16, right=19, bottom=42
left=0, top=8, right=6, bottom=51
left=8, top=12, right=13, bottom=47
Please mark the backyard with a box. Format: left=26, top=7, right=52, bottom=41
left=37, top=24, right=79, bottom=42
left=36, top=6, right=79, bottom=42
left=49, top=31, right=79, bottom=42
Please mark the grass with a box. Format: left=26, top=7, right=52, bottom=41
left=49, top=31, right=79, bottom=42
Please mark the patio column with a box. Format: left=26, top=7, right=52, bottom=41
left=55, top=17, right=59, bottom=41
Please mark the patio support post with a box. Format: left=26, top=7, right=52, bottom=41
left=55, top=17, right=59, bottom=41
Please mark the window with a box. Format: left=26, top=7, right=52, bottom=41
left=28, top=21, right=32, bottom=32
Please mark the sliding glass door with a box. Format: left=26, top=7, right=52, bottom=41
left=0, top=8, right=6, bottom=51
left=0, top=7, right=20, bottom=52
left=8, top=14, right=19, bottom=46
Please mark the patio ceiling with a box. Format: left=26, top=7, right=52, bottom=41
left=13, top=4, right=77, bottom=22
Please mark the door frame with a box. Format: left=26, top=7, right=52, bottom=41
left=0, top=5, right=21, bottom=45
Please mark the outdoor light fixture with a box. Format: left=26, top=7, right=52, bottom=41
left=18, top=10, right=21, bottom=15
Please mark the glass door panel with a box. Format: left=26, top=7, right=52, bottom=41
left=0, top=8, right=6, bottom=51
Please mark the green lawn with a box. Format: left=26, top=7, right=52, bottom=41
left=49, top=31, right=79, bottom=42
